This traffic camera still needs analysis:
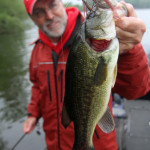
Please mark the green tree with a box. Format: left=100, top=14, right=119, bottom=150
left=0, top=0, right=27, bottom=34
left=64, top=0, right=150, bottom=9
left=64, top=2, right=84, bottom=11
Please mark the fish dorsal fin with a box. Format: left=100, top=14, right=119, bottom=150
left=98, top=106, right=115, bottom=133
left=61, top=103, right=72, bottom=128
left=94, top=57, right=109, bottom=86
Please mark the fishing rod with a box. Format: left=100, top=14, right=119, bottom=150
left=11, top=130, right=41, bottom=150
left=11, top=122, right=41, bottom=150
left=11, top=133, right=26, bottom=150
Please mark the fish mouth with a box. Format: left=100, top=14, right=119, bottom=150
left=86, top=38, right=112, bottom=52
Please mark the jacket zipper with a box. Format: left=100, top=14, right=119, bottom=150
left=54, top=71, right=61, bottom=149
left=59, top=70, right=63, bottom=103
left=52, top=50, right=61, bottom=150
left=47, top=70, right=52, bottom=102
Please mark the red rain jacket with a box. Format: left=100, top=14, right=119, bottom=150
left=27, top=7, right=150, bottom=150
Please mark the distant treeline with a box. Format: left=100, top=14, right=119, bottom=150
left=0, top=0, right=27, bottom=34
left=65, top=0, right=150, bottom=10
left=64, top=2, right=84, bottom=11
left=1, top=0, right=149, bottom=34
left=124, top=0, right=150, bottom=8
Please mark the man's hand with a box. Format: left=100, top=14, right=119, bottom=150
left=115, top=1, right=146, bottom=55
left=23, top=116, right=37, bottom=134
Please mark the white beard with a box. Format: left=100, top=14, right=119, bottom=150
left=41, top=16, right=67, bottom=38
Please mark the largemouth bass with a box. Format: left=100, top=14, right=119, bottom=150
left=62, top=1, right=127, bottom=150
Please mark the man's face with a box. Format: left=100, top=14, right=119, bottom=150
left=31, top=0, right=68, bottom=38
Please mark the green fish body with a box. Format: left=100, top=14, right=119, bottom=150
left=62, top=7, right=119, bottom=150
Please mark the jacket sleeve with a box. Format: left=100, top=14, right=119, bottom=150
left=27, top=48, right=41, bottom=118
left=112, top=43, right=150, bottom=100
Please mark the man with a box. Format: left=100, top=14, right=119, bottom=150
left=23, top=0, right=150, bottom=150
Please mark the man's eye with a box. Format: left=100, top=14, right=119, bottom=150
left=49, top=2, right=57, bottom=9
left=34, top=9, right=45, bottom=17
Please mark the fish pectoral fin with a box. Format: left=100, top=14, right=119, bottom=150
left=112, top=64, right=117, bottom=88
left=61, top=103, right=72, bottom=128
left=98, top=106, right=115, bottom=133
left=94, top=58, right=108, bottom=86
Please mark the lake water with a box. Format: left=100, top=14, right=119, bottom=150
left=0, top=9, right=150, bottom=150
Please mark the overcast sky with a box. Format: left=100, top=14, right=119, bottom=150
left=62, top=0, right=83, bottom=5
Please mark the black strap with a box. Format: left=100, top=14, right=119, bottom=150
left=63, top=14, right=82, bottom=49
left=51, top=50, right=58, bottom=72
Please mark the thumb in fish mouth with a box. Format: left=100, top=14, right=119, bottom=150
left=61, top=103, right=72, bottom=128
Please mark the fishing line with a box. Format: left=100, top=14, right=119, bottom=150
left=61, top=36, right=65, bottom=63
left=82, top=0, right=86, bottom=17
left=11, top=133, right=26, bottom=150
left=60, top=0, right=82, bottom=62
left=12, top=1, right=79, bottom=150
left=60, top=0, right=72, bottom=63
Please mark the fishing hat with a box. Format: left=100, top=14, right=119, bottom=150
left=23, top=0, right=38, bottom=15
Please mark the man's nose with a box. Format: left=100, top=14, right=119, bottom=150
left=45, top=9, right=54, bottom=20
